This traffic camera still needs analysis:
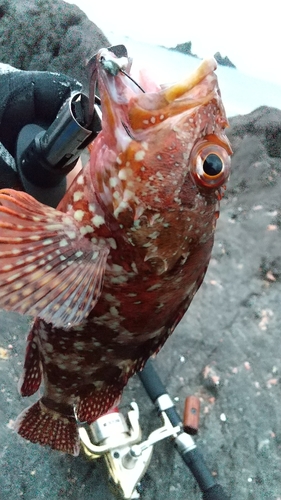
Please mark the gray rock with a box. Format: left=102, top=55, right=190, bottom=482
left=0, top=0, right=109, bottom=88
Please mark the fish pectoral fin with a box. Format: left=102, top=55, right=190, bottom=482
left=0, top=189, right=109, bottom=328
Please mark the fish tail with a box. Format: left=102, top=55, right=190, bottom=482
left=14, top=400, right=80, bottom=456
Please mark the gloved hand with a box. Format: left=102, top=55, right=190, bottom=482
left=0, top=63, right=82, bottom=192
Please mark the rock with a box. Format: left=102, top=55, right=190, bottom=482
left=168, top=41, right=197, bottom=58
left=214, top=51, right=236, bottom=68
left=228, top=106, right=281, bottom=158
left=167, top=44, right=236, bottom=69
left=225, top=107, right=281, bottom=203
left=0, top=0, right=109, bottom=88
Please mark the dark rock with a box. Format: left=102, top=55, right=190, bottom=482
left=168, top=41, right=198, bottom=58
left=226, top=107, right=281, bottom=202
left=0, top=0, right=109, bottom=88
left=228, top=106, right=281, bottom=158
left=214, top=51, right=236, bottom=68
left=168, top=44, right=236, bottom=69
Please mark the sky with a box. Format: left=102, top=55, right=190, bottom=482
left=64, top=0, right=280, bottom=85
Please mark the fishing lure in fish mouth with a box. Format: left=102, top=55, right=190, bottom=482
left=0, top=46, right=232, bottom=455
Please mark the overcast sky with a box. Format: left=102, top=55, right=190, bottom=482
left=64, top=0, right=280, bottom=85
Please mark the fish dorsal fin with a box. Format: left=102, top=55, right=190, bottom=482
left=0, top=189, right=109, bottom=329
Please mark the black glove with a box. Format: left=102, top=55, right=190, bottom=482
left=0, top=64, right=83, bottom=203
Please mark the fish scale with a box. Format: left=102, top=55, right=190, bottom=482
left=0, top=48, right=232, bottom=455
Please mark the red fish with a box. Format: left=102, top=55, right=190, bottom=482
left=0, top=48, right=232, bottom=455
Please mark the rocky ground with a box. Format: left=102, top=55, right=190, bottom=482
left=0, top=1, right=280, bottom=499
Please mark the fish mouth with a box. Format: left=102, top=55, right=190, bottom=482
left=93, top=47, right=228, bottom=142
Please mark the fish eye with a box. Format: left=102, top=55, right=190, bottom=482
left=190, top=140, right=231, bottom=189
left=203, top=154, right=223, bottom=176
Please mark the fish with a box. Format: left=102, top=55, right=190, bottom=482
left=0, top=47, right=232, bottom=455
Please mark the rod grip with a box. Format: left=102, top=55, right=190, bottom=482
left=138, top=359, right=168, bottom=401
left=180, top=447, right=230, bottom=499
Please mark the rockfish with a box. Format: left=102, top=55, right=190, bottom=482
left=0, top=47, right=232, bottom=455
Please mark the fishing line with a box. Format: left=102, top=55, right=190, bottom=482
left=120, top=69, right=145, bottom=93
left=121, top=122, right=136, bottom=140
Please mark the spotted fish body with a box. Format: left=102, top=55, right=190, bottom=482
left=0, top=48, right=232, bottom=455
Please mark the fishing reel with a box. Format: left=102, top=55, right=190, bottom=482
left=79, top=401, right=194, bottom=499
left=79, top=403, right=153, bottom=499
left=78, top=360, right=229, bottom=500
